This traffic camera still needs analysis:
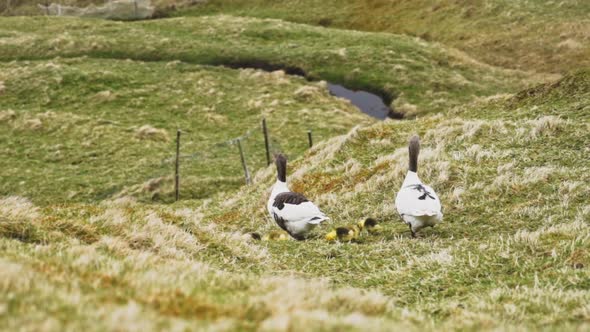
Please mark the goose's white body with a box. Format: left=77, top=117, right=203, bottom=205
left=395, top=171, right=443, bottom=235
left=267, top=180, right=289, bottom=217
left=267, top=181, right=329, bottom=240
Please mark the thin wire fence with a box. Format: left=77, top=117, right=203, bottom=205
left=137, top=118, right=314, bottom=202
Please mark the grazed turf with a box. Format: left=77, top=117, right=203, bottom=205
left=196, top=70, right=590, bottom=329
left=0, top=9, right=588, bottom=332
left=0, top=15, right=546, bottom=117
left=1, top=69, right=588, bottom=331
left=188, top=0, right=590, bottom=74
left=0, top=57, right=369, bottom=204
left=0, top=14, right=546, bottom=205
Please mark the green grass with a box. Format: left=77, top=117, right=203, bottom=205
left=0, top=14, right=545, bottom=204
left=0, top=56, right=370, bottom=204
left=0, top=15, right=544, bottom=116
left=187, top=0, right=590, bottom=74
left=5, top=1, right=589, bottom=73
left=1, top=7, right=589, bottom=331
left=193, top=69, right=590, bottom=329
left=1, top=70, right=589, bottom=330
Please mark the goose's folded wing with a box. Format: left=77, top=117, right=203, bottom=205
left=272, top=192, right=327, bottom=222
left=395, top=184, right=442, bottom=216
left=272, top=192, right=309, bottom=210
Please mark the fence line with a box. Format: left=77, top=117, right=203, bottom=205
left=262, top=118, right=271, bottom=166
left=141, top=118, right=315, bottom=201
left=174, top=129, right=181, bottom=202
left=236, top=138, right=251, bottom=185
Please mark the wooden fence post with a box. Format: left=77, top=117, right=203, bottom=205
left=237, top=139, right=251, bottom=185
left=307, top=130, right=313, bottom=148
left=175, top=129, right=181, bottom=201
left=262, top=118, right=271, bottom=166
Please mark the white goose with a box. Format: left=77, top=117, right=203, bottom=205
left=267, top=154, right=329, bottom=240
left=395, top=135, right=443, bottom=237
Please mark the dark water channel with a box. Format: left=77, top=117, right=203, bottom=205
left=218, top=61, right=398, bottom=120
left=327, top=83, right=393, bottom=120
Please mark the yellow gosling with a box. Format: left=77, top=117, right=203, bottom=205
left=325, top=225, right=361, bottom=242
left=262, top=230, right=290, bottom=241
left=358, top=218, right=382, bottom=234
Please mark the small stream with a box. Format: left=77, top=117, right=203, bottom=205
left=218, top=60, right=399, bottom=120
left=327, top=83, right=393, bottom=120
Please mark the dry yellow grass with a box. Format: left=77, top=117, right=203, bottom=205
left=0, top=6, right=589, bottom=331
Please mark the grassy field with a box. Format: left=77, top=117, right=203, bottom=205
left=1, top=4, right=589, bottom=331
left=198, top=69, right=590, bottom=328
left=0, top=57, right=370, bottom=204
left=0, top=15, right=544, bottom=115
left=189, top=0, right=590, bottom=74
left=5, top=1, right=589, bottom=73
left=0, top=14, right=546, bottom=204
left=2, top=70, right=588, bottom=330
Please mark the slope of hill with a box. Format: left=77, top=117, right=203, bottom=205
left=2, top=68, right=588, bottom=330
left=0, top=57, right=370, bottom=204
left=0, top=15, right=545, bottom=118
left=1, top=6, right=588, bottom=331
left=188, top=0, right=590, bottom=74
left=0, top=14, right=548, bottom=204
left=5, top=1, right=589, bottom=73
left=199, top=69, right=590, bottom=329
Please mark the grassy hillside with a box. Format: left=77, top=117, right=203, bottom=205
left=0, top=14, right=548, bottom=204
left=189, top=0, right=590, bottom=74
left=1, top=7, right=588, bottom=331
left=5, top=1, right=589, bottom=73
left=0, top=57, right=370, bottom=204
left=0, top=15, right=545, bottom=117
left=198, top=69, right=590, bottom=324
left=1, top=70, right=588, bottom=330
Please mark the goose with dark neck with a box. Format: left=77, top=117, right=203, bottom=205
left=267, top=154, right=329, bottom=240
left=395, top=135, right=443, bottom=237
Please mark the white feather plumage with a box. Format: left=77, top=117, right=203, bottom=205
left=395, top=137, right=443, bottom=237
left=267, top=157, right=329, bottom=239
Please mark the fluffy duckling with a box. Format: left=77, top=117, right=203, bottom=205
left=358, top=218, right=382, bottom=234
left=395, top=135, right=443, bottom=237
left=262, top=230, right=289, bottom=241
left=267, top=154, right=329, bottom=240
left=325, top=225, right=362, bottom=242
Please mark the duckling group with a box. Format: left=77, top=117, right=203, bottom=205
left=265, top=135, right=443, bottom=241
left=325, top=218, right=382, bottom=242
